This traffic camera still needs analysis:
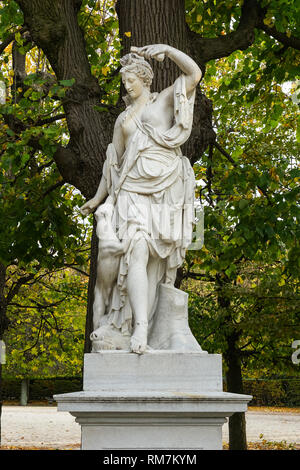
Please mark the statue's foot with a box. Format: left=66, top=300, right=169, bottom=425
left=130, top=322, right=148, bottom=355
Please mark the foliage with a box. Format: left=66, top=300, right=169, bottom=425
left=3, top=267, right=87, bottom=379
left=185, top=19, right=300, bottom=379
left=78, top=0, right=121, bottom=105
left=0, top=0, right=299, bottom=384
left=2, top=376, right=83, bottom=400
left=223, top=436, right=298, bottom=450
left=0, top=1, right=119, bottom=269
left=0, top=1, right=98, bottom=385
left=243, top=378, right=300, bottom=406
left=186, top=0, right=300, bottom=40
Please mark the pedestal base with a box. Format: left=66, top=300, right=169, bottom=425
left=54, top=352, right=252, bottom=450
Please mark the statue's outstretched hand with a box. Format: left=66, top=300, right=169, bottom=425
left=131, top=44, right=168, bottom=62
left=80, top=197, right=99, bottom=216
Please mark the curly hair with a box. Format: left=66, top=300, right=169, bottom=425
left=120, top=53, right=153, bottom=89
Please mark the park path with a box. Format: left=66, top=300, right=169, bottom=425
left=1, top=406, right=300, bottom=449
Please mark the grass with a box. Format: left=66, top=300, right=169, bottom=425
left=223, top=436, right=298, bottom=450
left=0, top=444, right=81, bottom=450
left=248, top=406, right=300, bottom=414
left=1, top=441, right=298, bottom=450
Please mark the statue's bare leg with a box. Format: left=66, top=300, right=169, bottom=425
left=94, top=285, right=105, bottom=322
left=127, top=238, right=149, bottom=354
left=146, top=256, right=163, bottom=324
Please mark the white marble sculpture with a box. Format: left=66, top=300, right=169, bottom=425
left=81, top=44, right=204, bottom=355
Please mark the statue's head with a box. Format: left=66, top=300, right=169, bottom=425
left=120, top=53, right=153, bottom=90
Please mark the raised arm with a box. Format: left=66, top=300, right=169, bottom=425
left=131, top=44, right=202, bottom=96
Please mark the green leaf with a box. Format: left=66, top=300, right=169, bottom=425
left=297, top=116, right=300, bottom=143
left=59, top=79, right=75, bottom=87
left=238, top=199, right=248, bottom=210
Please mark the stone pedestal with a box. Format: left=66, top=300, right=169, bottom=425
left=54, top=351, right=251, bottom=450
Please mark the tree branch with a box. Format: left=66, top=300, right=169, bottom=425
left=214, top=141, right=272, bottom=204
left=63, top=264, right=89, bottom=277
left=6, top=273, right=35, bottom=304
left=0, top=27, right=27, bottom=55
left=258, top=20, right=300, bottom=51
left=187, top=0, right=300, bottom=67
left=186, top=271, right=216, bottom=282
left=188, top=0, right=260, bottom=66
left=21, top=317, right=43, bottom=353
left=2, top=110, right=80, bottom=186
left=35, top=113, right=66, bottom=126
left=42, top=179, right=64, bottom=197
left=214, top=141, right=237, bottom=167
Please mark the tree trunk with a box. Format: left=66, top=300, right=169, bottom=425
left=225, top=333, right=247, bottom=450
left=20, top=378, right=30, bottom=406
left=117, top=0, right=187, bottom=91
left=12, top=40, right=26, bottom=100
left=218, top=288, right=247, bottom=450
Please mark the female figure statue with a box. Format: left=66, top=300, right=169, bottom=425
left=81, top=44, right=202, bottom=354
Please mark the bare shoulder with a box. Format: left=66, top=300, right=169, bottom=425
left=115, top=110, right=126, bottom=127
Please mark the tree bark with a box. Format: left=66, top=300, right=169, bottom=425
left=20, top=378, right=30, bottom=406
left=116, top=0, right=187, bottom=91
left=12, top=40, right=26, bottom=98
left=218, top=288, right=247, bottom=450
left=225, top=335, right=247, bottom=450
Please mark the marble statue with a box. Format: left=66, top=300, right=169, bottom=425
left=80, top=44, right=204, bottom=355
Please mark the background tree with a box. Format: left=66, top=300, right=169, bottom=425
left=179, top=33, right=299, bottom=448
left=1, top=0, right=299, bottom=450
left=4, top=267, right=87, bottom=381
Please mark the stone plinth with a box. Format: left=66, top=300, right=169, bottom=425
left=54, top=352, right=252, bottom=450
left=83, top=350, right=219, bottom=392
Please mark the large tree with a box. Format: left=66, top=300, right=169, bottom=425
left=1, top=0, right=299, bottom=450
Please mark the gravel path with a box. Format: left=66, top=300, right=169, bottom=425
left=1, top=406, right=81, bottom=449
left=1, top=406, right=299, bottom=449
